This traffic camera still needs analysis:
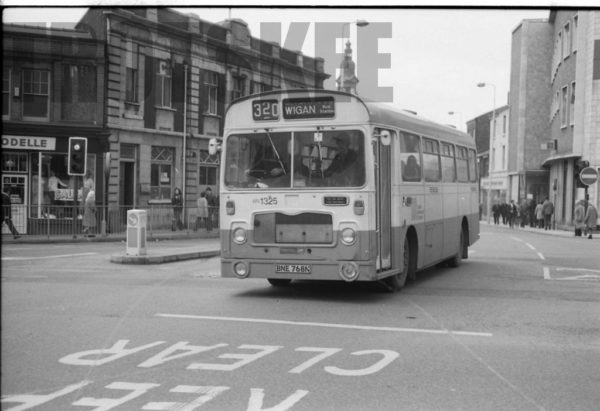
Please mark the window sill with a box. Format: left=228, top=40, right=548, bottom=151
left=202, top=112, right=221, bottom=118
left=155, top=106, right=176, bottom=112
left=123, top=113, right=143, bottom=120
left=148, top=199, right=172, bottom=205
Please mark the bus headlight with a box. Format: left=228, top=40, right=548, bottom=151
left=233, top=227, right=247, bottom=244
left=233, top=261, right=249, bottom=278
left=341, top=227, right=356, bottom=245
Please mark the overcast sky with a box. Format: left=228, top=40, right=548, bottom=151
left=3, top=6, right=551, bottom=130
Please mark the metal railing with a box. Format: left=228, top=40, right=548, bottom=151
left=2, top=204, right=219, bottom=240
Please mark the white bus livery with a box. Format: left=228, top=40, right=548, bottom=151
left=211, top=89, right=479, bottom=290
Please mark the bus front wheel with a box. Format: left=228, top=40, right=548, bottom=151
left=268, top=278, right=292, bottom=287
left=384, top=237, right=414, bottom=291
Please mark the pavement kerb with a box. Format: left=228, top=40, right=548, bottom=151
left=110, top=249, right=220, bottom=265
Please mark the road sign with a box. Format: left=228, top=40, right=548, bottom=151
left=579, top=167, right=598, bottom=186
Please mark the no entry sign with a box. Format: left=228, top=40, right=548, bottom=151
left=579, top=167, right=598, bottom=186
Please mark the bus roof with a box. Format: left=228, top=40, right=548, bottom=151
left=226, top=89, right=475, bottom=148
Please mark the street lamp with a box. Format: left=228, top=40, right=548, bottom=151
left=477, top=82, right=497, bottom=225
left=448, top=111, right=463, bottom=131
left=340, top=20, right=369, bottom=54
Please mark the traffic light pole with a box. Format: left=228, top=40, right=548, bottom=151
left=72, top=177, right=79, bottom=238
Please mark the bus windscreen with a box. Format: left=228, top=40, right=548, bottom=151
left=224, top=130, right=365, bottom=189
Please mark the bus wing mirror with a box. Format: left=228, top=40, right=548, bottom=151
left=208, top=138, right=221, bottom=156
left=379, top=130, right=392, bottom=146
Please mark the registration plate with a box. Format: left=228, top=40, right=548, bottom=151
left=275, top=264, right=312, bottom=274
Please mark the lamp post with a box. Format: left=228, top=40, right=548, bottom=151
left=477, top=82, right=496, bottom=225
left=341, top=19, right=369, bottom=53
left=448, top=111, right=463, bottom=131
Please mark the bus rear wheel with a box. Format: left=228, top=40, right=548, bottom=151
left=448, top=226, right=467, bottom=268
left=268, top=278, right=292, bottom=287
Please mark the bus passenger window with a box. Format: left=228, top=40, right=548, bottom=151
left=456, top=146, right=469, bottom=182
left=422, top=139, right=441, bottom=182
left=400, top=132, right=421, bottom=182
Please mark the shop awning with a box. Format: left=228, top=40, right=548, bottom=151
left=541, top=153, right=581, bottom=168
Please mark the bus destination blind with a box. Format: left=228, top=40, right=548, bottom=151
left=252, top=97, right=336, bottom=121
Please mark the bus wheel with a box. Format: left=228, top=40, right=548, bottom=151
left=268, top=278, right=292, bottom=287
left=384, top=238, right=412, bottom=291
left=448, top=227, right=467, bottom=268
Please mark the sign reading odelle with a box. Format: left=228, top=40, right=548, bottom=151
left=2, top=135, right=56, bottom=151
left=282, top=97, right=335, bottom=119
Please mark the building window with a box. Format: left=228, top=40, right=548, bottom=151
left=62, top=64, right=97, bottom=122
left=558, top=31, right=563, bottom=61
left=572, top=15, right=578, bottom=53
left=155, top=60, right=172, bottom=108
left=502, top=114, right=507, bottom=136
left=570, top=82, right=576, bottom=126
left=561, top=85, right=568, bottom=127
left=231, top=76, right=245, bottom=101
left=22, top=69, right=50, bottom=119
left=125, top=42, right=139, bottom=103
left=563, top=22, right=571, bottom=59
left=150, top=146, right=174, bottom=201
left=2, top=69, right=10, bottom=118
left=251, top=81, right=266, bottom=95
left=502, top=145, right=506, bottom=169
left=204, top=71, right=218, bottom=115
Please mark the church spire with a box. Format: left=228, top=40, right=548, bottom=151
left=336, top=40, right=359, bottom=94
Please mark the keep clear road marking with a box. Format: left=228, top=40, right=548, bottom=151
left=2, top=252, right=97, bottom=261
left=155, top=314, right=493, bottom=338
left=543, top=266, right=600, bottom=281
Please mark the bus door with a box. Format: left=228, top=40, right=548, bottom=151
left=374, top=129, right=392, bottom=270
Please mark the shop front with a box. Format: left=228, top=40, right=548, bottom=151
left=2, top=131, right=108, bottom=236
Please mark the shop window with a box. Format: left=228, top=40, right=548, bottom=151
left=2, top=153, right=27, bottom=173
left=23, top=69, right=50, bottom=120
left=150, top=146, right=174, bottom=201
left=3, top=69, right=10, bottom=118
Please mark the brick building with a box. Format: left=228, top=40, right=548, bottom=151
left=2, top=24, right=108, bottom=235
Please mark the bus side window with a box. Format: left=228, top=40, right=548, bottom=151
left=422, top=138, right=441, bottom=182
left=441, top=143, right=456, bottom=182
left=456, top=146, right=469, bottom=182
left=400, top=132, right=422, bottom=182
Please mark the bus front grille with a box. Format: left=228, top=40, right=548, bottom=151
left=253, top=212, right=333, bottom=244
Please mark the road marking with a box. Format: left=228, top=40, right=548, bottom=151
left=543, top=266, right=600, bottom=281
left=543, top=266, right=551, bottom=280
left=155, top=313, right=492, bottom=337
left=536, top=252, right=545, bottom=260
left=2, top=252, right=97, bottom=261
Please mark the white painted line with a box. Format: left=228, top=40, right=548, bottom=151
left=554, top=275, right=600, bottom=281
left=2, top=252, right=97, bottom=261
left=525, top=243, right=536, bottom=251
left=556, top=267, right=600, bottom=274
left=155, top=314, right=493, bottom=338
left=543, top=266, right=551, bottom=280
left=537, top=252, right=545, bottom=260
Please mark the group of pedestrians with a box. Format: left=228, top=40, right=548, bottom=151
left=171, top=186, right=218, bottom=232
left=491, top=197, right=556, bottom=230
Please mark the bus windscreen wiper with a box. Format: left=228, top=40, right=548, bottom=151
left=264, top=129, right=287, bottom=175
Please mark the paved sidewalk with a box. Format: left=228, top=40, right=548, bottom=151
left=480, top=220, right=600, bottom=240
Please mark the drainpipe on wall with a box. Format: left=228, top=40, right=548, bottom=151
left=182, top=62, right=188, bottom=227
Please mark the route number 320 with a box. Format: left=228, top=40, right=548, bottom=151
left=252, top=100, right=279, bottom=121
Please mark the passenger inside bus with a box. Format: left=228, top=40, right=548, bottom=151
left=323, top=137, right=358, bottom=177
left=246, top=144, right=288, bottom=180
left=402, top=154, right=422, bottom=181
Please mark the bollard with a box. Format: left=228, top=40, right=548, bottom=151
left=126, top=210, right=147, bottom=256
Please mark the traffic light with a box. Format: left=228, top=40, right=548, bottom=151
left=574, top=159, right=590, bottom=188
left=68, top=137, right=87, bottom=176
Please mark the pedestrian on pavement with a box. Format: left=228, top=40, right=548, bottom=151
left=82, top=189, right=97, bottom=237
left=492, top=203, right=500, bottom=225
left=542, top=198, right=554, bottom=230
left=1, top=188, right=20, bottom=239
left=508, top=200, right=518, bottom=228
left=171, top=187, right=184, bottom=231
left=204, top=187, right=216, bottom=232
left=535, top=201, right=544, bottom=229
left=573, top=200, right=586, bottom=237
left=195, top=191, right=208, bottom=231
left=584, top=202, right=598, bottom=239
